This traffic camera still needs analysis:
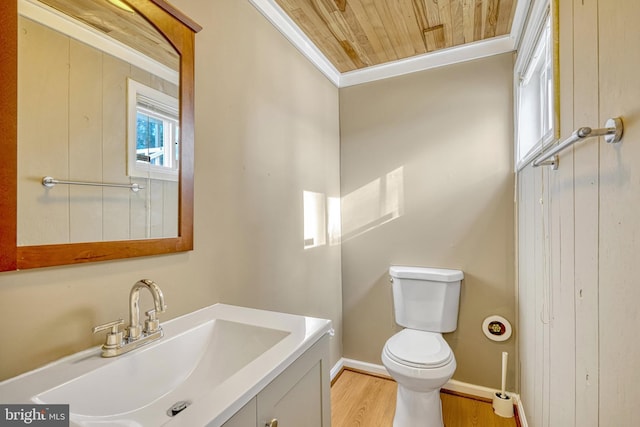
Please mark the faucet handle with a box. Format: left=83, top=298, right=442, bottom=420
left=144, top=309, right=161, bottom=334
left=92, top=319, right=124, bottom=334
left=93, top=319, right=125, bottom=350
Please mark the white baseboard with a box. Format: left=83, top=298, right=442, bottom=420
left=340, top=358, right=391, bottom=378
left=516, top=395, right=528, bottom=427
left=330, top=358, right=344, bottom=381
left=331, top=357, right=527, bottom=425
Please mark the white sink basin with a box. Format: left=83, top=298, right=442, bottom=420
left=0, top=304, right=332, bottom=426
left=35, top=319, right=289, bottom=417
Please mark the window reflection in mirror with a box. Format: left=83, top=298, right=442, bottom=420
left=128, top=79, right=179, bottom=182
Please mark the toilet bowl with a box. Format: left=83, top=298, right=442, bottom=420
left=382, top=266, right=463, bottom=427
left=382, top=329, right=456, bottom=427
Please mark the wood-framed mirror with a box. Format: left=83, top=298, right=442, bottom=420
left=0, top=0, right=201, bottom=272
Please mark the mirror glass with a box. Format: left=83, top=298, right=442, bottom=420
left=17, top=0, right=181, bottom=245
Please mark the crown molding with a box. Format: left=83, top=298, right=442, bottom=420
left=249, top=0, right=530, bottom=88
left=339, top=35, right=516, bottom=87
left=248, top=0, right=341, bottom=86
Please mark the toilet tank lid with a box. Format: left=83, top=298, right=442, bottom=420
left=389, top=266, right=464, bottom=282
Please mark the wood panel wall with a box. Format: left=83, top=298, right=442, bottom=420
left=517, top=0, right=640, bottom=425
left=597, top=0, right=640, bottom=423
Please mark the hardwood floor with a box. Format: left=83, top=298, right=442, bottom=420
left=331, top=369, right=397, bottom=426
left=331, top=370, right=519, bottom=427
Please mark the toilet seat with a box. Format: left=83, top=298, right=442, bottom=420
left=384, top=329, right=453, bottom=369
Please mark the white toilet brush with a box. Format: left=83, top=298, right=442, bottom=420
left=492, top=351, right=514, bottom=418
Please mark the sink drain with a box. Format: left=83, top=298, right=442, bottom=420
left=167, top=400, right=191, bottom=417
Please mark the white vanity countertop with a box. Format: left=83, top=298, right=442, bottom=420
left=0, top=303, right=333, bottom=427
left=165, top=304, right=333, bottom=427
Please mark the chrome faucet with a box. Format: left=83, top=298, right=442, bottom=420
left=127, top=279, right=166, bottom=340
left=92, top=279, right=167, bottom=357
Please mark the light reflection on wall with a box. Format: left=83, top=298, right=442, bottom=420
left=303, top=191, right=327, bottom=249
left=303, top=191, right=341, bottom=249
left=303, top=167, right=403, bottom=249
left=341, top=166, right=404, bottom=241
left=327, top=197, right=341, bottom=246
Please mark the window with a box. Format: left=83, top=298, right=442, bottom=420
left=127, top=79, right=179, bottom=181
left=515, top=8, right=555, bottom=170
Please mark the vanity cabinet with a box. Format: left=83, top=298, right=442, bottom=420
left=222, top=335, right=331, bottom=427
left=222, top=398, right=257, bottom=427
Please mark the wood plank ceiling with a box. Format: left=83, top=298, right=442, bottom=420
left=36, top=0, right=179, bottom=70
left=274, top=0, right=517, bottom=73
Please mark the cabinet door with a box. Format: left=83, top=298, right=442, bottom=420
left=257, top=335, right=330, bottom=427
left=222, top=397, right=257, bottom=427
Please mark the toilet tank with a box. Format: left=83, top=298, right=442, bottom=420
left=389, top=266, right=464, bottom=333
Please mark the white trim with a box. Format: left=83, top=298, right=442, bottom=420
left=515, top=0, right=551, bottom=71
left=330, top=358, right=344, bottom=381
left=18, top=0, right=179, bottom=85
left=340, top=36, right=515, bottom=87
left=446, top=379, right=505, bottom=400
left=513, top=0, right=554, bottom=171
left=341, top=357, right=391, bottom=378
left=249, top=0, right=531, bottom=88
left=332, top=358, right=524, bottom=408
left=510, top=0, right=533, bottom=49
left=517, top=394, right=529, bottom=427
left=248, top=0, right=341, bottom=86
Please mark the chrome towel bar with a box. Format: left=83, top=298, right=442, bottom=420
left=532, top=117, right=623, bottom=170
left=42, top=176, right=144, bottom=192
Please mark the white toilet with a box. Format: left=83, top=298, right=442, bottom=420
left=381, top=265, right=464, bottom=427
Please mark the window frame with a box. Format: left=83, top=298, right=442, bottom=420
left=127, top=78, right=180, bottom=182
left=514, top=0, right=559, bottom=171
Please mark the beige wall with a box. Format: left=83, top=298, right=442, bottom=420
left=340, top=53, right=516, bottom=390
left=0, top=0, right=342, bottom=381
